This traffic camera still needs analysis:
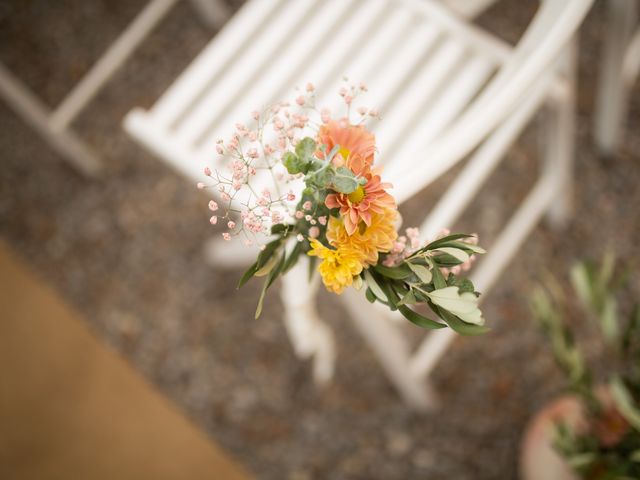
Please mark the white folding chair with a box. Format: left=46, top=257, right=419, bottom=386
left=124, top=0, right=594, bottom=409
left=594, top=0, right=640, bottom=154
left=0, top=0, right=230, bottom=176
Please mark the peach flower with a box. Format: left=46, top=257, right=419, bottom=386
left=325, top=167, right=396, bottom=235
left=316, top=119, right=375, bottom=176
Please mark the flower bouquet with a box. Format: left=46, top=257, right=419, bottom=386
left=199, top=81, right=488, bottom=335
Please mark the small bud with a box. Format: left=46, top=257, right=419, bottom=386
left=209, top=216, right=217, bottom=225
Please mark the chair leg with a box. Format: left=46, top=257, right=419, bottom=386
left=188, top=0, right=232, bottom=29
left=0, top=63, right=102, bottom=177
left=543, top=39, right=577, bottom=229
left=341, top=289, right=436, bottom=410
left=594, top=0, right=638, bottom=155
left=281, top=259, right=336, bottom=385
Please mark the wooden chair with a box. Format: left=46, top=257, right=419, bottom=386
left=124, top=0, right=594, bottom=408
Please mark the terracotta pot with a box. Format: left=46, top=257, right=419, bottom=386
left=520, top=387, right=626, bottom=480
left=520, top=395, right=582, bottom=480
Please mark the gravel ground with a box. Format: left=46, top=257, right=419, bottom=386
left=1, top=1, right=639, bottom=479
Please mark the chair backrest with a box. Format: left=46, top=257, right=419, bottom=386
left=386, top=0, right=595, bottom=203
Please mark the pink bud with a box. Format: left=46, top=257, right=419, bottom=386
left=209, top=216, right=217, bottom=225
left=227, top=221, right=236, bottom=229
left=204, top=166, right=212, bottom=176
left=306, top=82, right=315, bottom=92
left=197, top=182, right=205, bottom=189
left=295, top=95, right=305, bottom=106
left=251, top=110, right=260, bottom=120
left=309, top=226, right=320, bottom=238
left=222, top=233, right=231, bottom=241
left=208, top=200, right=218, bottom=211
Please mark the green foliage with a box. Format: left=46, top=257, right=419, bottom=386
left=530, top=253, right=640, bottom=478
left=283, top=137, right=318, bottom=174
left=332, top=166, right=360, bottom=194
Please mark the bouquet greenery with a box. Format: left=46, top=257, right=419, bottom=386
left=532, top=254, right=640, bottom=479
left=200, top=81, right=488, bottom=334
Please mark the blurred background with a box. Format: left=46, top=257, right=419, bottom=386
left=0, top=0, right=639, bottom=478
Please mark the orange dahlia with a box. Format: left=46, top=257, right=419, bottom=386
left=316, top=119, right=375, bottom=176
left=325, top=167, right=396, bottom=236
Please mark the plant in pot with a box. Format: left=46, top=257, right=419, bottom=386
left=520, top=254, right=640, bottom=480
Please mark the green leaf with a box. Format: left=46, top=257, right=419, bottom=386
left=448, top=276, right=476, bottom=294
left=423, top=234, right=474, bottom=251
left=295, top=137, right=317, bottom=161
left=256, top=239, right=281, bottom=269
left=373, top=263, right=413, bottom=280
left=610, top=376, right=640, bottom=430
left=332, top=166, right=360, bottom=194
left=255, top=252, right=286, bottom=319
left=282, top=152, right=305, bottom=174
left=237, top=261, right=258, bottom=289
left=270, top=223, right=290, bottom=235
left=283, top=241, right=303, bottom=273
left=266, top=251, right=286, bottom=289
left=238, top=238, right=282, bottom=288
left=397, top=289, right=417, bottom=306
left=255, top=281, right=268, bottom=319
left=365, top=287, right=376, bottom=303
left=254, top=252, right=280, bottom=277
left=308, top=255, right=318, bottom=282
left=398, top=305, right=446, bottom=330
left=325, top=144, right=340, bottom=164
left=431, top=265, right=447, bottom=289
left=570, top=263, right=593, bottom=309
left=434, top=247, right=469, bottom=263
left=407, top=262, right=432, bottom=284
left=436, top=307, right=490, bottom=335
left=433, top=253, right=464, bottom=267
left=448, top=241, right=486, bottom=254
left=364, top=269, right=388, bottom=302
left=566, top=453, right=596, bottom=469
left=427, top=286, right=485, bottom=325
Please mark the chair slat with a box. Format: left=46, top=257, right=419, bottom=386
left=174, top=0, right=318, bottom=144
left=196, top=0, right=389, bottom=157
left=360, top=22, right=441, bottom=118
left=150, top=0, right=283, bottom=125
left=194, top=0, right=359, bottom=149
left=375, top=38, right=467, bottom=161
left=389, top=55, right=495, bottom=168
left=313, top=4, right=414, bottom=108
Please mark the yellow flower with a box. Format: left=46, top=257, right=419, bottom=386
left=326, top=209, right=398, bottom=266
left=307, top=239, right=365, bottom=294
